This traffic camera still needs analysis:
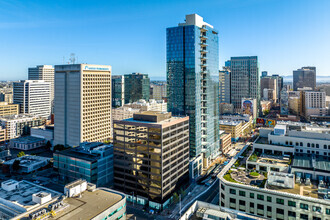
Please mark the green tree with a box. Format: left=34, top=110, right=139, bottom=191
left=172, top=192, right=179, bottom=203
left=17, top=151, right=25, bottom=157
left=12, top=160, right=20, bottom=171
left=53, top=144, right=66, bottom=151
left=45, top=141, right=52, bottom=149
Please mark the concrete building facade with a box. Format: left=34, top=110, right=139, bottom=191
left=54, top=64, right=112, bottom=147
left=0, top=102, right=19, bottom=117
left=293, top=67, right=316, bottom=91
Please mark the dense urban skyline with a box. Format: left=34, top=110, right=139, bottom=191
left=1, top=0, right=330, bottom=80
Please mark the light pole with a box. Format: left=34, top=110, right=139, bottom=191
left=179, top=194, right=182, bottom=218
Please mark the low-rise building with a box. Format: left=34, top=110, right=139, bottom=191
left=0, top=146, right=11, bottom=161
left=219, top=120, right=242, bottom=142
left=218, top=124, right=330, bottom=220
left=0, top=102, right=19, bottom=117
left=220, top=103, right=234, bottom=114
left=10, top=136, right=46, bottom=150
left=219, top=115, right=253, bottom=142
left=0, top=114, right=45, bottom=140
left=0, top=179, right=126, bottom=220
left=220, top=131, right=232, bottom=155
left=3, top=155, right=50, bottom=173
left=112, top=107, right=140, bottom=121
left=54, top=142, right=114, bottom=187
left=30, top=125, right=54, bottom=144
left=0, top=127, right=5, bottom=143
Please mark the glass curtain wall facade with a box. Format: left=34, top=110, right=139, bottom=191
left=112, top=75, right=125, bottom=107
left=124, top=73, right=150, bottom=104
left=229, top=56, right=259, bottom=112
left=167, top=14, right=219, bottom=162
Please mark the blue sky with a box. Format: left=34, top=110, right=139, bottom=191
left=0, top=0, right=329, bottom=81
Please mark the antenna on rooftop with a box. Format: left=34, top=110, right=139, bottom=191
left=69, top=53, right=76, bottom=64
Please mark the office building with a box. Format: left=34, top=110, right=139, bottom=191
left=219, top=67, right=231, bottom=104
left=0, top=114, right=45, bottom=140
left=28, top=65, right=55, bottom=109
left=0, top=127, right=6, bottom=144
left=112, top=107, right=140, bottom=121
left=167, top=14, right=220, bottom=166
left=113, top=111, right=189, bottom=210
left=280, top=87, right=289, bottom=115
left=272, top=74, right=283, bottom=97
left=3, top=156, right=50, bottom=174
left=303, top=91, right=327, bottom=118
left=219, top=114, right=252, bottom=142
left=0, top=90, right=13, bottom=104
left=260, top=77, right=277, bottom=101
left=10, top=136, right=46, bottom=150
left=261, top=71, right=268, bottom=78
left=0, top=102, right=19, bottom=117
left=220, top=131, right=232, bottom=155
left=220, top=103, right=234, bottom=115
left=112, top=75, right=125, bottom=107
left=293, top=67, right=316, bottom=91
left=54, top=64, right=112, bottom=147
left=228, top=56, right=259, bottom=113
left=30, top=125, right=54, bottom=144
left=0, top=179, right=126, bottom=220
left=124, top=72, right=150, bottom=104
left=13, top=80, right=51, bottom=118
left=150, top=82, right=167, bottom=100
left=54, top=142, right=114, bottom=187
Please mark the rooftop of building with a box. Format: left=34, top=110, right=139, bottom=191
left=10, top=180, right=125, bottom=220
left=119, top=111, right=188, bottom=125
left=292, top=154, right=330, bottom=172
left=0, top=180, right=61, bottom=210
left=49, top=188, right=123, bottom=220
left=248, top=153, right=290, bottom=168
left=54, top=143, right=112, bottom=162
left=3, top=155, right=50, bottom=166
left=219, top=120, right=242, bottom=126
left=0, top=102, right=18, bottom=106
left=0, top=114, right=42, bottom=121
left=223, top=147, right=329, bottom=201
left=10, top=136, right=45, bottom=144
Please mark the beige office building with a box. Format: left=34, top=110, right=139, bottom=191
left=0, top=102, right=19, bottom=117
left=54, top=64, right=112, bottom=147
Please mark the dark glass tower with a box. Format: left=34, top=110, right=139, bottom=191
left=167, top=14, right=219, bottom=165
left=124, top=73, right=150, bottom=104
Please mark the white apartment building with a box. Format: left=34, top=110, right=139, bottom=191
left=13, top=80, right=51, bottom=118
left=218, top=124, right=330, bottom=220
left=124, top=99, right=167, bottom=112
left=28, top=65, right=55, bottom=109
left=54, top=64, right=112, bottom=147
left=0, top=114, right=45, bottom=140
left=303, top=91, right=327, bottom=117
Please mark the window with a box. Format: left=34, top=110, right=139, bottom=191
left=312, top=206, right=321, bottom=213
left=250, top=202, right=254, bottom=208
left=307, top=143, right=310, bottom=147
left=257, top=204, right=264, bottom=210
left=312, top=143, right=315, bottom=148
left=285, top=141, right=288, bottom=145
left=267, top=206, right=272, bottom=212
left=313, top=217, right=321, bottom=220
left=300, top=214, right=309, bottom=220
left=276, top=208, right=284, bottom=214
left=250, top=193, right=254, bottom=198
left=221, top=184, right=225, bottom=190
left=327, top=208, right=330, bottom=215
left=230, top=198, right=236, bottom=203
left=230, top=189, right=236, bottom=195
left=276, top=198, right=284, bottom=205
left=290, top=141, right=292, bottom=145
left=288, top=211, right=296, bottom=217
left=288, top=201, right=296, bottom=207
left=300, top=203, right=309, bottom=210
left=324, top=145, right=327, bottom=149
left=239, top=191, right=246, bottom=197
left=257, top=194, right=264, bottom=200
left=316, top=144, right=319, bottom=148
left=239, top=200, right=245, bottom=205
left=267, top=196, right=272, bottom=202
left=300, top=142, right=303, bottom=146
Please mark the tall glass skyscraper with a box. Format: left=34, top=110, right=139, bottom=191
left=167, top=14, right=219, bottom=166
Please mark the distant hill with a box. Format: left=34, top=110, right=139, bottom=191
left=283, top=75, right=330, bottom=83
